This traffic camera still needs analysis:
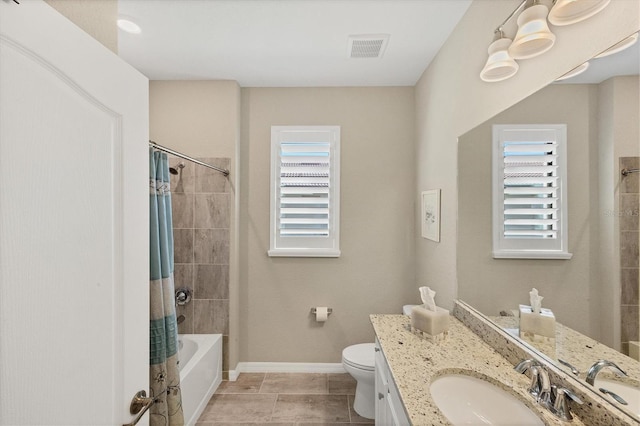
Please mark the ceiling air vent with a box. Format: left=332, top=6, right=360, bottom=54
left=348, top=34, right=390, bottom=59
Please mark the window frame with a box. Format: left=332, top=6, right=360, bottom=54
left=268, top=125, right=341, bottom=257
left=492, top=124, right=572, bottom=259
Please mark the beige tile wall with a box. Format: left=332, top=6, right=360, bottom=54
left=620, top=157, right=639, bottom=355
left=170, top=156, right=231, bottom=378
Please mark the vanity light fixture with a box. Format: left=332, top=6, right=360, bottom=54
left=508, top=1, right=556, bottom=60
left=548, top=0, right=611, bottom=26
left=480, top=0, right=557, bottom=82
left=479, top=0, right=528, bottom=82
left=480, top=30, right=519, bottom=82
left=555, top=61, right=589, bottom=81
left=594, top=32, right=638, bottom=58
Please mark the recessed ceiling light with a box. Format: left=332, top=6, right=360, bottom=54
left=117, top=18, right=141, bottom=34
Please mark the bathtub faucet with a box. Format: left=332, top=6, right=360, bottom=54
left=175, top=287, right=192, bottom=306
left=177, top=314, right=186, bottom=325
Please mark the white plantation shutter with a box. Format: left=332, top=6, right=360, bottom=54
left=492, top=125, right=572, bottom=259
left=269, top=126, right=340, bottom=257
left=279, top=142, right=330, bottom=237
left=503, top=141, right=559, bottom=238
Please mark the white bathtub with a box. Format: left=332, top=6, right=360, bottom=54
left=178, top=334, right=222, bottom=425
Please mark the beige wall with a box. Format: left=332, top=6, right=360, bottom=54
left=598, top=78, right=617, bottom=347
left=44, top=0, right=117, bottom=53
left=150, top=81, right=240, bottom=159
left=240, top=87, right=416, bottom=362
left=149, top=80, right=242, bottom=370
left=457, top=84, right=599, bottom=337
left=598, top=76, right=640, bottom=349
left=607, top=76, right=640, bottom=158
left=415, top=0, right=640, bottom=311
left=616, top=76, right=639, bottom=354
left=149, top=83, right=415, bottom=364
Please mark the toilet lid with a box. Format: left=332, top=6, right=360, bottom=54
left=342, top=343, right=375, bottom=370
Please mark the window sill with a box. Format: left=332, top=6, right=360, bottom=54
left=492, top=251, right=573, bottom=260
left=268, top=248, right=341, bottom=258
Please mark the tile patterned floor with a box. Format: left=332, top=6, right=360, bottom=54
left=196, top=373, right=375, bottom=425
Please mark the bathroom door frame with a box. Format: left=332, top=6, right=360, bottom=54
left=0, top=1, right=149, bottom=424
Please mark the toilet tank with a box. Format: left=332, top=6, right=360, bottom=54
left=403, top=305, right=418, bottom=316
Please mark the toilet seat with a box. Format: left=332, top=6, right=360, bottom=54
left=342, top=343, right=375, bottom=371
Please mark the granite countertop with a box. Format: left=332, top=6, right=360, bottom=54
left=370, top=314, right=588, bottom=426
left=490, top=315, right=640, bottom=388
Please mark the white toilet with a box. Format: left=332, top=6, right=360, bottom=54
left=403, top=304, right=417, bottom=316
left=342, top=343, right=375, bottom=419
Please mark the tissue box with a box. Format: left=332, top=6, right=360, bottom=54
left=519, top=304, right=555, bottom=340
left=411, top=305, right=449, bottom=337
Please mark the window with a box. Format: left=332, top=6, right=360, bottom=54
left=269, top=126, right=340, bottom=257
left=492, top=124, right=572, bottom=259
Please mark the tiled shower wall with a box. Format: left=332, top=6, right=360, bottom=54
left=169, top=156, right=231, bottom=378
left=620, top=157, right=639, bottom=356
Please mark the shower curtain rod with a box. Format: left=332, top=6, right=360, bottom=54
left=149, top=140, right=229, bottom=177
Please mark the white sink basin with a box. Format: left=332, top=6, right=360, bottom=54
left=430, top=374, right=544, bottom=425
left=595, top=378, right=640, bottom=419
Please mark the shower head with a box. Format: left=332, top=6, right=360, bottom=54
left=169, top=162, right=185, bottom=175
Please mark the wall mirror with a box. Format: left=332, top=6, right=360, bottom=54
left=457, top=31, right=639, bottom=421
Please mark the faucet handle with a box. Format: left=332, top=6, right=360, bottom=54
left=175, top=287, right=192, bottom=306
left=552, top=386, right=583, bottom=421
left=558, top=387, right=583, bottom=405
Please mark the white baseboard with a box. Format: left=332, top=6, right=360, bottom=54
left=228, top=369, right=240, bottom=382
left=230, top=362, right=345, bottom=379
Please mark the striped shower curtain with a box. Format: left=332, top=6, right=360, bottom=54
left=149, top=148, right=184, bottom=426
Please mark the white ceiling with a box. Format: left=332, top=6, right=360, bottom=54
left=117, top=0, right=472, bottom=87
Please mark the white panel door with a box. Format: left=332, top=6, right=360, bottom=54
left=0, top=1, right=148, bottom=425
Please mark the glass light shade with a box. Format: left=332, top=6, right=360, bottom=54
left=555, top=61, right=589, bottom=81
left=594, top=33, right=638, bottom=58
left=117, top=18, right=141, bottom=34
left=480, top=38, right=519, bottom=82
left=508, top=4, right=556, bottom=60
left=548, top=0, right=611, bottom=26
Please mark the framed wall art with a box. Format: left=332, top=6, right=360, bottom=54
left=421, top=189, right=441, bottom=242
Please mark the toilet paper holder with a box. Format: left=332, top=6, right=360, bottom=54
left=310, top=307, right=333, bottom=315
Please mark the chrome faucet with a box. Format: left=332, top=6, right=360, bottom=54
left=551, top=386, right=583, bottom=421
left=585, top=360, right=627, bottom=385
left=514, top=359, right=551, bottom=406
left=514, top=358, right=537, bottom=373
left=532, top=365, right=552, bottom=407
left=175, top=287, right=192, bottom=306
left=516, top=359, right=585, bottom=421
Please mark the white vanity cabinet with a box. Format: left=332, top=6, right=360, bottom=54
left=374, top=338, right=410, bottom=425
